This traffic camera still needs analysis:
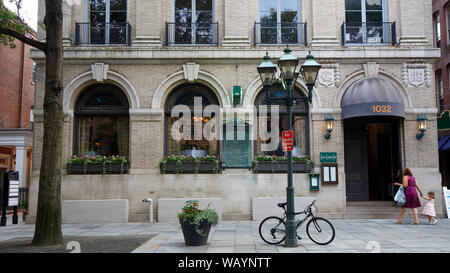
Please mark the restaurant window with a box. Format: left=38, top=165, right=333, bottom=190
left=74, top=83, right=129, bottom=157
left=254, top=82, right=309, bottom=157
left=165, top=83, right=220, bottom=157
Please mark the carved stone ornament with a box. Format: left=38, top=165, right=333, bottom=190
left=91, top=63, right=109, bottom=82
left=183, top=62, right=200, bottom=82
left=402, top=63, right=431, bottom=87
left=317, top=63, right=340, bottom=88
left=363, top=62, right=379, bottom=78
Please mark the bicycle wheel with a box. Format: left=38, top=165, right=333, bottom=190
left=259, top=216, right=286, bottom=245
left=306, top=217, right=335, bottom=245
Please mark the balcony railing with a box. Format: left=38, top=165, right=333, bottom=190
left=165, top=22, right=219, bottom=46
left=75, top=22, right=131, bottom=46
left=341, top=22, right=396, bottom=45
left=255, top=22, right=307, bottom=46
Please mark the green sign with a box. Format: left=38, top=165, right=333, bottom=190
left=438, top=110, right=450, bottom=130
left=320, top=152, right=337, bottom=163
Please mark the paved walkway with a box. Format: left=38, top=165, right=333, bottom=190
left=0, top=218, right=449, bottom=253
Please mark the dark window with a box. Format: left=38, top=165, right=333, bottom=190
left=74, top=83, right=129, bottom=157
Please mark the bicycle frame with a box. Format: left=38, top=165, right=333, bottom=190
left=279, top=201, right=318, bottom=231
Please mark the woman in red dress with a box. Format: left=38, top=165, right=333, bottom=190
left=394, top=168, right=424, bottom=224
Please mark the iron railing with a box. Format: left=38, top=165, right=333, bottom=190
left=75, top=22, right=131, bottom=46
left=165, top=22, right=219, bottom=46
left=341, top=22, right=396, bottom=45
left=255, top=22, right=307, bottom=46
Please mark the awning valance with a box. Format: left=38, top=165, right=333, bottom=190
left=439, top=136, right=450, bottom=151
left=341, top=77, right=405, bottom=120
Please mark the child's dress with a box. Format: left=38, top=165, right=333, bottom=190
left=422, top=199, right=436, bottom=217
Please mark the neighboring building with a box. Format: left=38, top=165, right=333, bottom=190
left=0, top=17, right=36, bottom=194
left=432, top=0, right=450, bottom=188
left=28, top=0, right=443, bottom=222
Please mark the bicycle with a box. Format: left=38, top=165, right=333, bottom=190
left=258, top=200, right=335, bottom=245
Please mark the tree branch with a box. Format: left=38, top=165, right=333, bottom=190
left=0, top=27, right=46, bottom=51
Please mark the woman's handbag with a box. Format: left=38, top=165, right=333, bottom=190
left=394, top=186, right=406, bottom=207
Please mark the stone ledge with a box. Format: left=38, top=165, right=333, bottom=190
left=62, top=199, right=129, bottom=224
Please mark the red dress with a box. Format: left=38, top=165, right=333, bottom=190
left=403, top=175, right=421, bottom=208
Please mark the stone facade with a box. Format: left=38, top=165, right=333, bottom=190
left=28, top=0, right=443, bottom=222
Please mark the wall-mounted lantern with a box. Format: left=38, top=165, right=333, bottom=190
left=416, top=115, right=428, bottom=140
left=324, top=114, right=334, bottom=140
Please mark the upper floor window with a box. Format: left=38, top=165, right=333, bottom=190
left=256, top=0, right=305, bottom=45
left=166, top=0, right=218, bottom=45
left=343, top=0, right=394, bottom=45
left=75, top=0, right=130, bottom=45
left=434, top=13, right=441, bottom=48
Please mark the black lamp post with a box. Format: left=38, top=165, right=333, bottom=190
left=257, top=47, right=321, bottom=247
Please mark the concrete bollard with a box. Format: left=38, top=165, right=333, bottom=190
left=142, top=198, right=153, bottom=223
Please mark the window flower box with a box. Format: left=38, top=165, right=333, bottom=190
left=252, top=155, right=314, bottom=173
left=66, top=155, right=128, bottom=175
left=160, top=155, right=221, bottom=174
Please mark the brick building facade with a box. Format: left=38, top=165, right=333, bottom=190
left=28, top=0, right=444, bottom=222
left=0, top=19, right=36, bottom=190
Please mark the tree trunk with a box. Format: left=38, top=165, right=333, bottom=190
left=31, top=0, right=64, bottom=246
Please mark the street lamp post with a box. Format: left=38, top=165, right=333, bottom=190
left=257, top=47, right=321, bottom=247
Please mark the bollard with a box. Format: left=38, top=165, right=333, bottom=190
left=142, top=198, right=153, bottom=223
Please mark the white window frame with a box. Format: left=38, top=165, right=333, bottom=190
left=84, top=0, right=128, bottom=45
left=171, top=0, right=215, bottom=45
left=258, top=0, right=302, bottom=45
left=344, top=0, right=388, bottom=45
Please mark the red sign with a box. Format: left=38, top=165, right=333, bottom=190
left=282, top=130, right=294, bottom=152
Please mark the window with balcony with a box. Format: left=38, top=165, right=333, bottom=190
left=75, top=0, right=130, bottom=45
left=255, top=0, right=306, bottom=45
left=342, top=0, right=395, bottom=45
left=166, top=0, right=218, bottom=45
left=434, top=13, right=441, bottom=48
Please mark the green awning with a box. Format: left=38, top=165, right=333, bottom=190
left=438, top=111, right=450, bottom=130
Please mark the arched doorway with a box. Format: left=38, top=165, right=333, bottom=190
left=342, top=77, right=405, bottom=201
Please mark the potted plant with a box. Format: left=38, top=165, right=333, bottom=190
left=160, top=155, right=221, bottom=174
left=66, top=155, right=128, bottom=175
left=177, top=200, right=219, bottom=246
left=252, top=154, right=314, bottom=173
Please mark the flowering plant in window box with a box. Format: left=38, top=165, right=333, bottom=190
left=160, top=155, right=221, bottom=174
left=66, top=155, right=128, bottom=175
left=252, top=155, right=314, bottom=173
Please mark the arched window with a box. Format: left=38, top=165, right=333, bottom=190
left=74, top=83, right=129, bottom=157
left=165, top=83, right=220, bottom=157
left=254, top=82, right=309, bottom=157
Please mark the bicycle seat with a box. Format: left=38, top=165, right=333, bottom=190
left=277, top=202, right=287, bottom=208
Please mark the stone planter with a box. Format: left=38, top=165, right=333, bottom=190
left=67, top=162, right=128, bottom=174
left=179, top=218, right=212, bottom=246
left=160, top=162, right=220, bottom=174
left=253, top=161, right=312, bottom=173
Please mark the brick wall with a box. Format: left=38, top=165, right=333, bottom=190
left=0, top=36, right=36, bottom=129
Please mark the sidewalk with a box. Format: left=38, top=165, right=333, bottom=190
left=0, top=218, right=449, bottom=253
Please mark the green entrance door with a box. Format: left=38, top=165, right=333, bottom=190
left=222, top=119, right=251, bottom=168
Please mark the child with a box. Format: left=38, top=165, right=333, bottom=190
left=421, top=191, right=437, bottom=225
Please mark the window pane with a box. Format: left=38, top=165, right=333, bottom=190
left=196, top=0, right=212, bottom=11
left=90, top=0, right=106, bottom=12
left=176, top=0, right=192, bottom=10
left=345, top=11, right=362, bottom=23
left=260, top=0, right=277, bottom=12
left=78, top=117, right=124, bottom=156
left=90, top=11, right=106, bottom=23
left=366, top=11, right=382, bottom=22
left=281, top=0, right=297, bottom=12
left=281, top=11, right=297, bottom=23
left=345, top=0, right=361, bottom=10
left=261, top=11, right=277, bottom=23
left=366, top=0, right=382, bottom=10
left=110, top=0, right=127, bottom=11
left=110, top=12, right=126, bottom=23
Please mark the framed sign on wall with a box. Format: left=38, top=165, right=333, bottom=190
left=321, top=163, right=338, bottom=184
